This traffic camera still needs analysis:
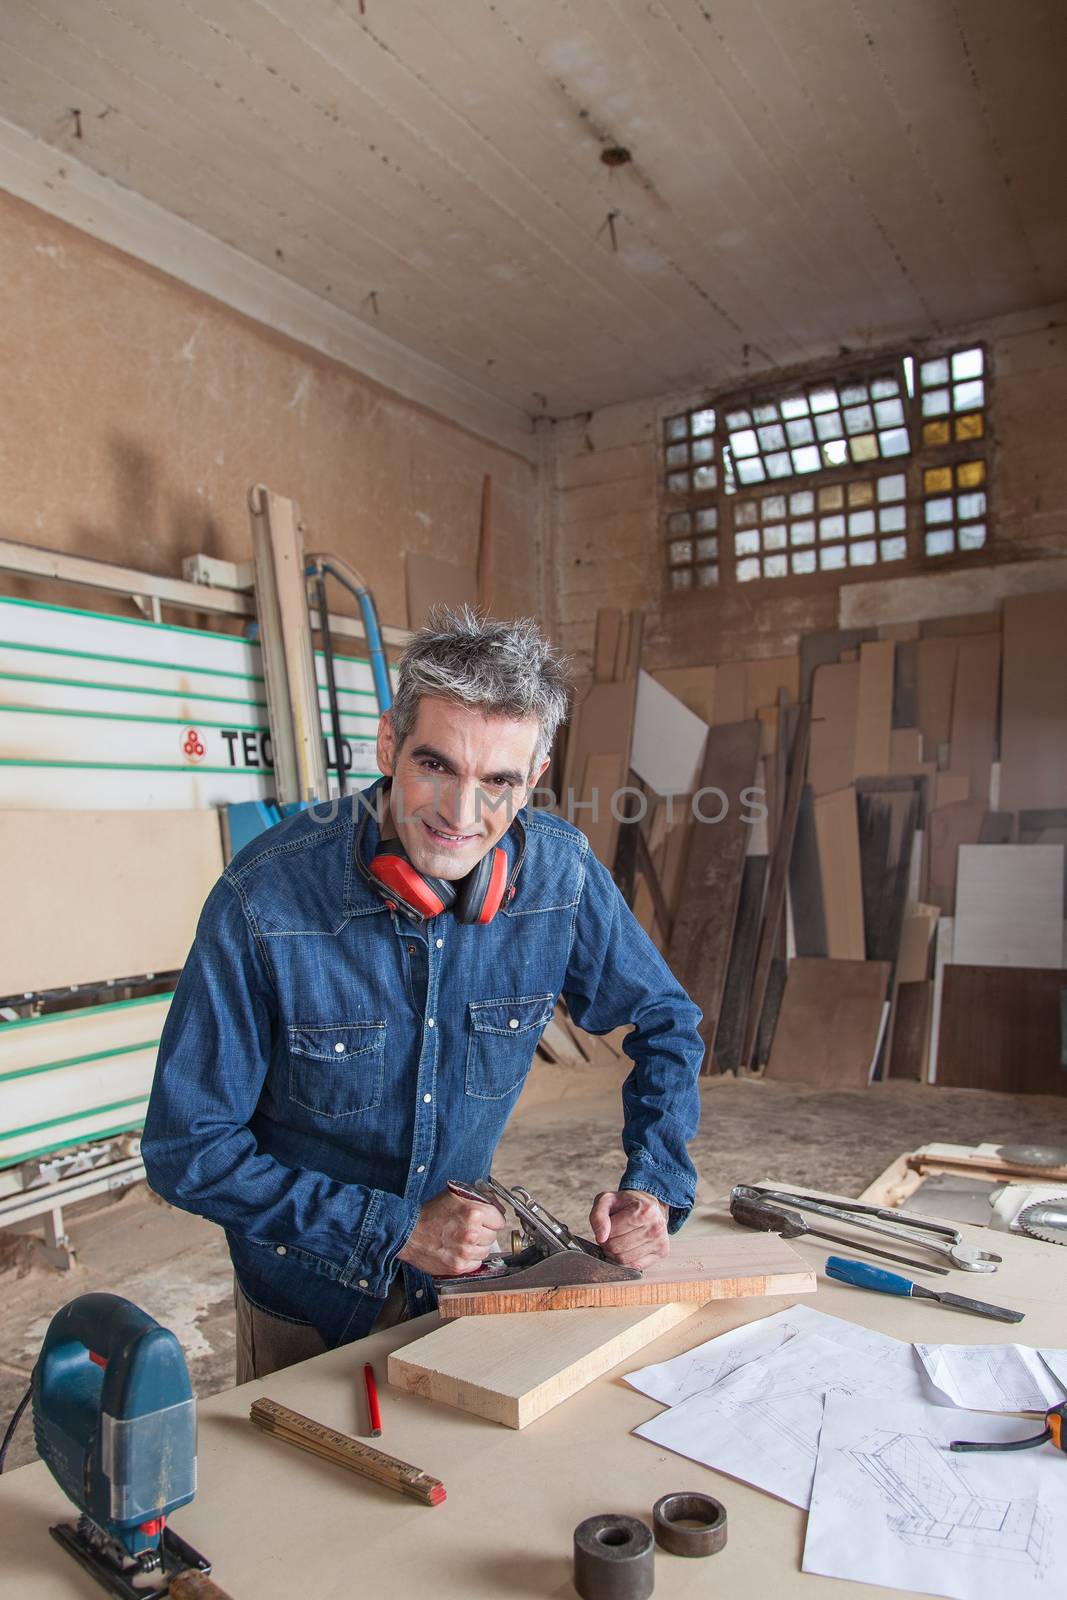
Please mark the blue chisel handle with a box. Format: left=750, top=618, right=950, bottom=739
left=825, top=1255, right=914, bottom=1296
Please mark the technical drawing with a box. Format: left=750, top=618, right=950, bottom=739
left=849, top=1428, right=1050, bottom=1568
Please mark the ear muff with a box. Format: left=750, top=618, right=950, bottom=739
left=369, top=847, right=458, bottom=922
left=453, top=846, right=510, bottom=925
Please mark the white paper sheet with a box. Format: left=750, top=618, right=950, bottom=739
left=624, top=1301, right=911, bottom=1406
left=804, top=1393, right=1064, bottom=1600
left=634, top=1329, right=933, bottom=1508
left=916, top=1343, right=1067, bottom=1413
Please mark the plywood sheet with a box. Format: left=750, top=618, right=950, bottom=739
left=404, top=552, right=476, bottom=630
left=1000, top=591, right=1067, bottom=811
left=853, top=640, right=894, bottom=780
left=389, top=1302, right=701, bottom=1428
left=954, top=845, right=1064, bottom=969
left=898, top=903, right=940, bottom=984
left=630, top=670, right=707, bottom=796
left=0, top=810, right=223, bottom=994
left=947, top=632, right=1000, bottom=808
left=435, top=1233, right=815, bottom=1317
left=799, top=628, right=875, bottom=702
left=813, top=787, right=865, bottom=960
left=889, top=729, right=923, bottom=773
left=927, top=800, right=984, bottom=915
left=936, top=965, right=1067, bottom=1094
left=916, top=636, right=957, bottom=763
left=809, top=662, right=859, bottom=797
left=857, top=789, right=920, bottom=964
left=764, top=957, right=891, bottom=1087
left=713, top=856, right=767, bottom=1073
left=666, top=720, right=762, bottom=1060
left=888, top=981, right=933, bottom=1081
left=789, top=785, right=827, bottom=957
left=651, top=664, right=716, bottom=724
left=579, top=751, right=625, bottom=867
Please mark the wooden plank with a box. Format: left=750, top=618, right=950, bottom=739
left=579, top=751, right=625, bottom=867
left=593, top=608, right=622, bottom=683
left=954, top=844, right=1065, bottom=968
left=889, top=728, right=923, bottom=773
left=1000, top=591, right=1067, bottom=811
left=789, top=785, right=828, bottom=957
left=666, top=720, right=763, bottom=1061
left=853, top=640, right=894, bottom=780
left=435, top=1233, right=815, bottom=1317
left=389, top=1302, right=701, bottom=1428
left=897, top=903, right=940, bottom=984
left=404, top=552, right=476, bottom=630
left=934, top=770, right=970, bottom=810
left=927, top=800, right=984, bottom=915
left=947, top=632, right=1001, bottom=808
left=0, top=810, right=223, bottom=995
left=888, top=981, right=933, bottom=1081
left=633, top=826, right=674, bottom=944
left=892, top=640, right=919, bottom=729
left=935, top=965, right=1067, bottom=1094
left=740, top=704, right=812, bottom=1066
left=799, top=627, right=875, bottom=702
left=916, top=636, right=957, bottom=764
left=712, top=856, right=767, bottom=1073
left=814, top=787, right=865, bottom=960
left=809, top=662, right=859, bottom=796
left=651, top=664, right=716, bottom=724
left=764, top=958, right=891, bottom=1087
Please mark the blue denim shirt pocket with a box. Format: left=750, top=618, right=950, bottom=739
left=287, top=1021, right=387, bottom=1116
left=464, top=993, right=555, bottom=1100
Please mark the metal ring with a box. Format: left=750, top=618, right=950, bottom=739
left=573, top=1514, right=654, bottom=1600
left=652, top=1492, right=728, bottom=1557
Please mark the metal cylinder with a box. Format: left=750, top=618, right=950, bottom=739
left=652, top=1492, right=727, bottom=1557
left=573, top=1514, right=655, bottom=1600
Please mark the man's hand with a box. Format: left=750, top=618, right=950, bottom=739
left=398, top=1188, right=507, bottom=1277
left=589, top=1189, right=670, bottom=1269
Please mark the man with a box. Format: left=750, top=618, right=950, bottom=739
left=142, top=607, right=703, bottom=1381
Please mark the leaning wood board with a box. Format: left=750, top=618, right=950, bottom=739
left=389, top=1301, right=702, bottom=1428
left=434, top=1233, right=814, bottom=1317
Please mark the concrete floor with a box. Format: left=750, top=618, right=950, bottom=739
left=3, top=1075, right=1066, bottom=1472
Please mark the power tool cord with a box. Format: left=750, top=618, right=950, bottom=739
left=0, top=1386, right=31, bottom=1473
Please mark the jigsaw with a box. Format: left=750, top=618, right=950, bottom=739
left=31, top=1292, right=231, bottom=1600
left=433, top=1176, right=641, bottom=1301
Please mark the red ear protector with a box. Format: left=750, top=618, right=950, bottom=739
left=358, top=803, right=526, bottom=927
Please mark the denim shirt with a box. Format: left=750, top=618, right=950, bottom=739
left=141, top=781, right=703, bottom=1348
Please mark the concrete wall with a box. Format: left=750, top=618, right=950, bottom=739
left=0, top=189, right=542, bottom=633
left=547, top=303, right=1067, bottom=680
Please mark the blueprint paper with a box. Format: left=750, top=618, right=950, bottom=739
left=803, top=1393, right=1063, bottom=1600
left=625, top=1301, right=910, bottom=1406
left=916, top=1344, right=1067, bottom=1413
left=634, top=1330, right=933, bottom=1508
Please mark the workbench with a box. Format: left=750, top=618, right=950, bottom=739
left=2, top=1204, right=1064, bottom=1599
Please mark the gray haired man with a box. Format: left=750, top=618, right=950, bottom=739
left=143, top=608, right=704, bottom=1381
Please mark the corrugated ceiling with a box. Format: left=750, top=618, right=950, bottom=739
left=1, top=0, right=1064, bottom=417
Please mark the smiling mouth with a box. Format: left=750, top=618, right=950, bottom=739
left=422, top=820, right=479, bottom=846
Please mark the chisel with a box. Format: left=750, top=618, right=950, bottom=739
left=825, top=1255, right=1024, bottom=1324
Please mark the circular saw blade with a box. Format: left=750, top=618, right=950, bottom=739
left=1016, top=1199, right=1067, bottom=1245
left=996, top=1143, right=1067, bottom=1169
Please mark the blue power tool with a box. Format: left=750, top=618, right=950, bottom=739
left=31, top=1292, right=228, bottom=1599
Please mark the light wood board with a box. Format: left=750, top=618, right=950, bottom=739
left=388, top=1300, right=701, bottom=1428
left=0, top=809, right=223, bottom=994
left=1000, top=590, right=1067, bottom=811
left=435, top=1233, right=814, bottom=1317
left=852, top=640, right=893, bottom=780
left=954, top=844, right=1064, bottom=968
left=765, top=957, right=891, bottom=1087
left=809, top=662, right=858, bottom=796
left=813, top=786, right=865, bottom=960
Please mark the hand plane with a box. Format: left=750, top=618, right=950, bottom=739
left=433, top=1176, right=641, bottom=1302
left=31, top=1291, right=232, bottom=1600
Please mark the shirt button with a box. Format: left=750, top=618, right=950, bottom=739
left=423, top=1093, right=432, bottom=1103
left=426, top=1017, right=435, bottom=1028
left=275, top=1245, right=287, bottom=1256
left=435, top=938, right=443, bottom=949
left=358, top=1278, right=369, bottom=1289
left=416, top=1164, right=425, bottom=1173
left=415, top=1289, right=425, bottom=1300
left=334, top=1041, right=345, bottom=1052
left=407, top=943, right=417, bottom=955
left=508, top=1018, right=519, bottom=1030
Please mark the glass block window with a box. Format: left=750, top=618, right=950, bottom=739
left=663, top=408, right=720, bottom=589
left=923, top=459, right=988, bottom=557
left=918, top=346, right=986, bottom=446
left=731, top=472, right=909, bottom=582
left=663, top=406, right=718, bottom=496
left=721, top=366, right=910, bottom=490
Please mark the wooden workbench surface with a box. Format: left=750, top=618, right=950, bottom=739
left=3, top=1202, right=1065, bottom=1599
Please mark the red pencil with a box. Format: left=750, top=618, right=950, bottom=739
left=363, top=1362, right=382, bottom=1438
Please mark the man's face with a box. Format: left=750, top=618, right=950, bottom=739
left=376, top=697, right=549, bottom=881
